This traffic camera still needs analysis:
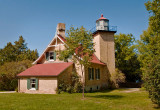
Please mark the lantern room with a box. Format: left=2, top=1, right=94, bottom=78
left=96, top=14, right=109, bottom=31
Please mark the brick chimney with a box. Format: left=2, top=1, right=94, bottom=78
left=57, top=23, right=65, bottom=38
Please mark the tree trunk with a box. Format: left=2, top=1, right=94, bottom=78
left=80, top=64, right=85, bottom=99
left=82, top=77, right=85, bottom=99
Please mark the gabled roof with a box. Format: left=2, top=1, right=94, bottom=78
left=33, top=33, right=105, bottom=65
left=33, top=34, right=66, bottom=64
left=17, top=62, right=73, bottom=77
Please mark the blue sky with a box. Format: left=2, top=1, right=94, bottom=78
left=0, top=0, right=149, bottom=55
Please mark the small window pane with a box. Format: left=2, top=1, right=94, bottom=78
left=50, top=52, right=54, bottom=60
left=92, top=68, right=94, bottom=80
left=98, top=69, right=100, bottom=79
left=31, top=84, right=35, bottom=88
left=88, top=68, right=91, bottom=80
left=30, top=79, right=36, bottom=89
left=31, top=79, right=35, bottom=83
left=95, top=68, right=100, bottom=80
left=95, top=69, right=97, bottom=79
left=88, top=68, right=96, bottom=80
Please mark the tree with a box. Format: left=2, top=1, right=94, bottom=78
left=0, top=36, right=39, bottom=91
left=0, top=42, right=16, bottom=65
left=14, top=36, right=39, bottom=61
left=0, top=60, right=32, bottom=90
left=0, top=36, right=39, bottom=65
left=138, top=0, right=160, bottom=107
left=59, top=26, right=95, bottom=98
left=14, top=36, right=28, bottom=55
left=115, top=33, right=141, bottom=82
left=111, top=68, right=126, bottom=88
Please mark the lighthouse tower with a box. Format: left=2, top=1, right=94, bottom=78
left=93, top=14, right=117, bottom=74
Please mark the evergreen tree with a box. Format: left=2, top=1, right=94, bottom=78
left=14, top=36, right=28, bottom=55
left=0, top=36, right=39, bottom=65
left=0, top=42, right=16, bottom=65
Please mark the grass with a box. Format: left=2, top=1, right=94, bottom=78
left=0, top=89, right=159, bottom=110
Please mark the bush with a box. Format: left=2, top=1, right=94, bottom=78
left=15, top=87, right=18, bottom=92
left=57, top=71, right=82, bottom=94
left=111, top=68, right=126, bottom=88
left=0, top=73, right=18, bottom=91
left=66, top=85, right=73, bottom=93
left=142, top=58, right=160, bottom=107
left=71, top=71, right=82, bottom=93
left=56, top=81, right=67, bottom=94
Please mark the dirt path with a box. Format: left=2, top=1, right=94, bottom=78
left=121, top=88, right=140, bottom=93
left=0, top=91, right=16, bottom=93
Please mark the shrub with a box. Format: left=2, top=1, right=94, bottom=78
left=142, top=58, right=160, bottom=107
left=56, top=81, right=67, bottom=94
left=66, top=85, right=73, bottom=93
left=15, top=87, right=18, bottom=92
left=111, top=68, right=126, bottom=88
left=71, top=71, right=82, bottom=93
left=57, top=71, right=82, bottom=94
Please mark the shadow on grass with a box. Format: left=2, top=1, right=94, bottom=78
left=87, top=94, right=124, bottom=100
left=99, top=89, right=115, bottom=93
left=86, top=89, right=115, bottom=94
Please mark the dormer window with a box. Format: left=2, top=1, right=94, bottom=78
left=46, top=51, right=56, bottom=61
left=49, top=52, right=54, bottom=60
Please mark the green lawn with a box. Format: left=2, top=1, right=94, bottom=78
left=0, top=89, right=159, bottom=110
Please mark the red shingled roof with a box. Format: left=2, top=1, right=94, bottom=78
left=91, top=54, right=105, bottom=65
left=17, top=62, right=73, bottom=77
left=75, top=45, right=105, bottom=65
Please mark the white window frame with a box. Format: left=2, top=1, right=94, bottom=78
left=49, top=51, right=54, bottom=61
left=30, top=78, right=36, bottom=90
left=45, top=51, right=55, bottom=61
